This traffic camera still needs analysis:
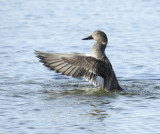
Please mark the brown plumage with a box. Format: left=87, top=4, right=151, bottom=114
left=35, top=30, right=122, bottom=91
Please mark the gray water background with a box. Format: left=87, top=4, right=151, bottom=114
left=0, top=0, right=160, bottom=133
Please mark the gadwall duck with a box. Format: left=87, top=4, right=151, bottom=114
left=35, top=30, right=123, bottom=91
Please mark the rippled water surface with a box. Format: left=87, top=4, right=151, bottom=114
left=0, top=0, right=160, bottom=133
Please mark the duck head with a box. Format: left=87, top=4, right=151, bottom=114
left=82, top=30, right=108, bottom=45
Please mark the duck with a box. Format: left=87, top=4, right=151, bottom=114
left=35, top=30, right=123, bottom=91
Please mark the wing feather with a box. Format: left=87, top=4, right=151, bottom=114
left=35, top=50, right=112, bottom=89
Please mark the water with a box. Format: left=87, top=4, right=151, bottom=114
left=0, top=0, right=160, bottom=133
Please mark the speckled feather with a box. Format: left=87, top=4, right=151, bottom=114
left=35, top=30, right=122, bottom=91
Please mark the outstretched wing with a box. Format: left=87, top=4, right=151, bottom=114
left=35, top=51, right=112, bottom=89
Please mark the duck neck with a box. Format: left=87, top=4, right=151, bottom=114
left=90, top=42, right=107, bottom=60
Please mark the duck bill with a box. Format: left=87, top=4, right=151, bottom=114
left=82, top=35, right=93, bottom=40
